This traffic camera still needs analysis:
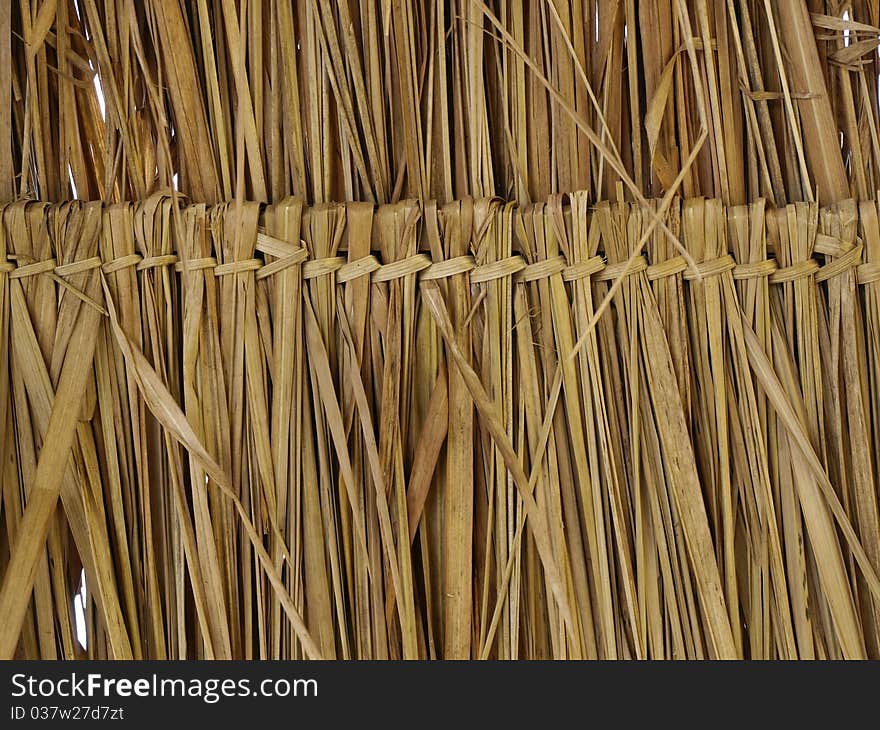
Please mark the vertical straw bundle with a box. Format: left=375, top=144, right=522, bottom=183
left=3, top=0, right=880, bottom=659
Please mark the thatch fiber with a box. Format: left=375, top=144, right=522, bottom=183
left=2, top=0, right=880, bottom=659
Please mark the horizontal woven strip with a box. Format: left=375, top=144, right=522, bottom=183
left=593, top=256, right=647, bottom=282
left=563, top=256, right=606, bottom=281
left=175, top=257, right=218, bottom=273
left=646, top=255, right=687, bottom=281
left=54, top=257, right=103, bottom=276
left=816, top=244, right=863, bottom=282
left=373, top=254, right=432, bottom=282
left=733, top=259, right=778, bottom=280
left=303, top=256, right=345, bottom=280
left=137, top=254, right=178, bottom=271
left=9, top=258, right=57, bottom=279
left=770, top=259, right=820, bottom=284
left=214, top=258, right=263, bottom=276
left=103, top=254, right=143, bottom=273
left=337, top=255, right=381, bottom=283
left=256, top=249, right=309, bottom=280
left=3, top=248, right=877, bottom=290
left=421, top=255, right=476, bottom=281
left=683, top=254, right=736, bottom=280
left=516, top=256, right=566, bottom=282
left=858, top=261, right=880, bottom=285
left=470, top=255, right=527, bottom=283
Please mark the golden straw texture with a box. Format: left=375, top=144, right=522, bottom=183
left=3, top=1, right=880, bottom=660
